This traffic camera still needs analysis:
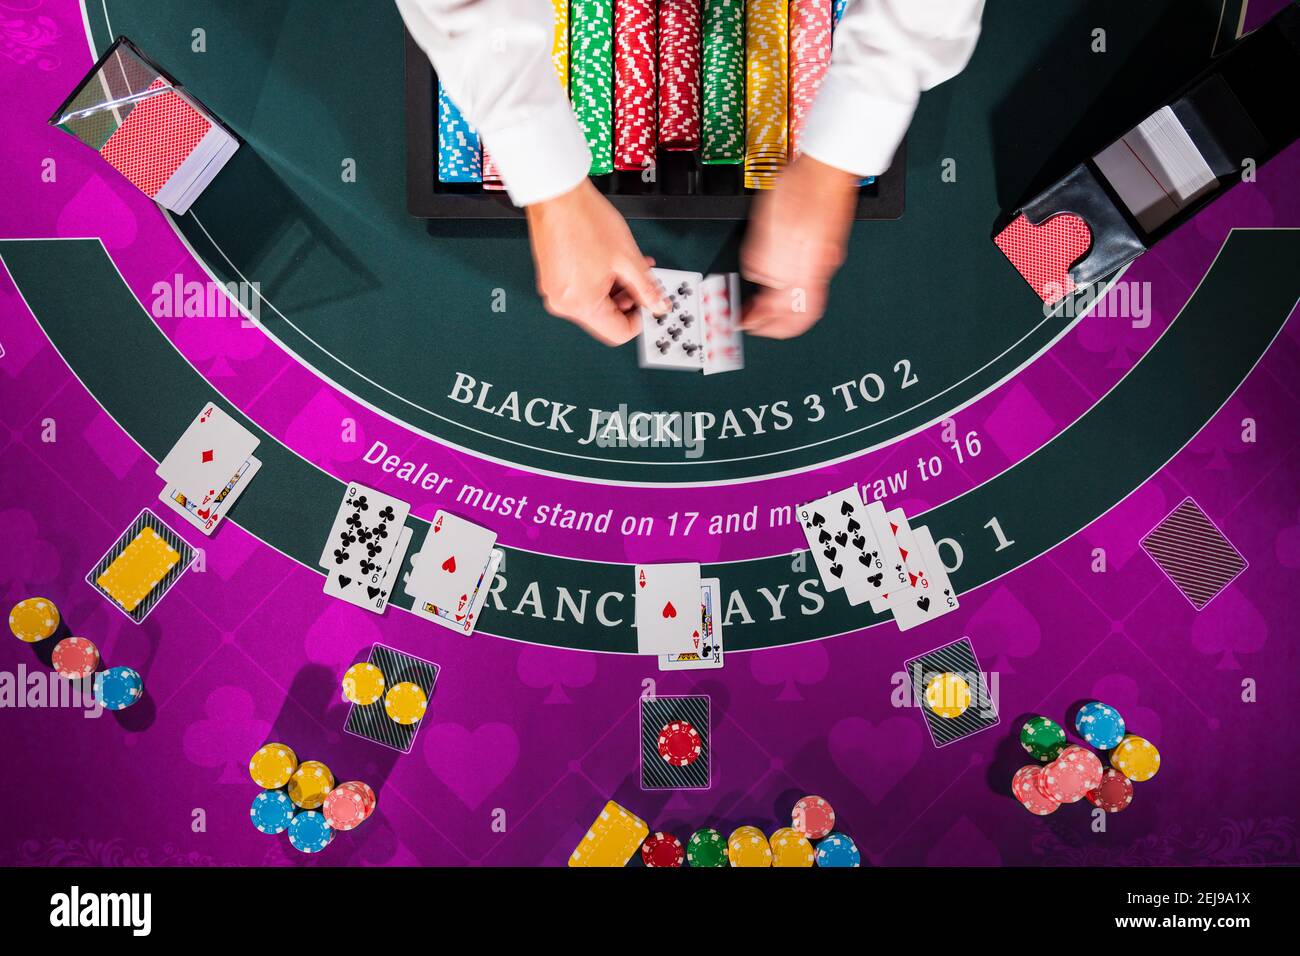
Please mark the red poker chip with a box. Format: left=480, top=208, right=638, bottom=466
left=51, top=637, right=100, bottom=680
left=1086, top=768, right=1134, bottom=813
left=792, top=795, right=836, bottom=838
left=641, top=832, right=685, bottom=868
left=323, top=785, right=369, bottom=831
left=657, top=720, right=701, bottom=767
left=1037, top=745, right=1104, bottom=803
left=1013, top=765, right=1061, bottom=816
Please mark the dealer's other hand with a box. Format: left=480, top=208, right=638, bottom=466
left=740, top=154, right=861, bottom=339
left=525, top=179, right=667, bottom=345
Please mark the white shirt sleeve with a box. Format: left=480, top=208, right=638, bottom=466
left=801, top=0, right=985, bottom=178
left=395, top=0, right=590, bottom=207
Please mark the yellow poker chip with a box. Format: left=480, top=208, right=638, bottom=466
left=96, top=527, right=180, bottom=612
left=249, top=743, right=298, bottom=789
left=9, top=597, right=59, bottom=643
left=1111, top=735, right=1161, bottom=782
left=925, top=672, right=972, bottom=719
left=342, top=663, right=385, bottom=706
left=769, top=827, right=815, bottom=868
left=288, top=760, right=334, bottom=809
left=384, top=682, right=427, bottom=725
left=727, top=826, right=773, bottom=867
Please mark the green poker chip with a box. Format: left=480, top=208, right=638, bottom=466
left=1020, top=716, right=1067, bottom=762
left=702, top=0, right=745, bottom=164
left=686, top=828, right=728, bottom=867
left=571, top=0, right=613, bottom=176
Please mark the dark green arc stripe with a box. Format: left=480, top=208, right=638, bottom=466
left=3, top=231, right=1297, bottom=652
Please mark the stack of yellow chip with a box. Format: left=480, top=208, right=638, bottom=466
left=743, top=0, right=789, bottom=190
left=9, top=597, right=59, bottom=643
left=249, top=743, right=298, bottom=789
left=288, top=760, right=334, bottom=809
left=96, top=527, right=179, bottom=612
left=342, top=662, right=385, bottom=706
left=727, top=825, right=773, bottom=867
left=384, top=682, right=428, bottom=725
left=568, top=800, right=649, bottom=867
left=1112, top=735, right=1161, bottom=782
left=769, top=826, right=815, bottom=867
left=550, top=0, right=569, bottom=90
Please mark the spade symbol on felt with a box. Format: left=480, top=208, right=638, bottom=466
left=916, top=596, right=931, bottom=612
left=662, top=602, right=677, bottom=619
left=442, top=556, right=456, bottom=573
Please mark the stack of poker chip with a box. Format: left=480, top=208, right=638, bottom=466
left=657, top=0, right=702, bottom=152
left=701, top=0, right=744, bottom=164
left=480, top=149, right=505, bottom=192
left=571, top=0, right=615, bottom=176
left=787, top=0, right=832, bottom=159
left=613, top=0, right=657, bottom=171
left=656, top=718, right=702, bottom=766
left=95, top=666, right=143, bottom=710
left=1012, top=703, right=1160, bottom=817
left=52, top=637, right=100, bottom=680
left=641, top=831, right=686, bottom=867
left=551, top=0, right=571, bottom=89
left=743, top=0, right=789, bottom=189
left=248, top=742, right=378, bottom=853
left=8, top=597, right=60, bottom=643
left=437, top=85, right=482, bottom=184
left=8, top=597, right=140, bottom=704
left=792, top=794, right=860, bottom=867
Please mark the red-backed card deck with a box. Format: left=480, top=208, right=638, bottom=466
left=993, top=212, right=1092, bottom=304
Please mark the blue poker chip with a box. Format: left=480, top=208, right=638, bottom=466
left=288, top=810, right=334, bottom=854
left=250, top=790, right=295, bottom=835
left=814, top=833, right=861, bottom=868
left=94, top=666, right=143, bottom=710
left=1075, top=701, right=1126, bottom=750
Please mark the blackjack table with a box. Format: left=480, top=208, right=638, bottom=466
left=1, top=0, right=1298, bottom=872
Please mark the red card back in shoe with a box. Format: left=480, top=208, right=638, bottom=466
left=99, top=79, right=211, bottom=198
left=994, top=212, right=1092, bottom=304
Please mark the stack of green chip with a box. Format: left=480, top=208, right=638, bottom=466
left=1020, top=716, right=1068, bottom=762
left=686, top=828, right=728, bottom=867
left=571, top=0, right=614, bottom=176
left=702, top=0, right=745, bottom=164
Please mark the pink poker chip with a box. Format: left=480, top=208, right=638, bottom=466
left=792, top=795, right=836, bottom=838
left=1013, top=765, right=1061, bottom=816
left=1037, top=745, right=1104, bottom=804
left=51, top=637, right=100, bottom=680
left=322, top=781, right=373, bottom=831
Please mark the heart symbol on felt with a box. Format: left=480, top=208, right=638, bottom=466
left=662, top=601, right=677, bottom=619
left=441, top=556, right=456, bottom=573
left=916, top=596, right=931, bottom=612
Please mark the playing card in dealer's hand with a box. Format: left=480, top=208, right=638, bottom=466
left=634, top=562, right=702, bottom=655
left=639, top=269, right=705, bottom=372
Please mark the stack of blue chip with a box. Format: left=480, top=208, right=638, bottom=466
left=815, top=832, right=861, bottom=868
left=250, top=791, right=296, bottom=835
left=95, top=666, right=143, bottom=711
left=437, top=87, right=482, bottom=184
left=1075, top=701, right=1126, bottom=750
left=288, top=810, right=334, bottom=854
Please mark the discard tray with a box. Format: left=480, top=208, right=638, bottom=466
left=403, top=30, right=905, bottom=221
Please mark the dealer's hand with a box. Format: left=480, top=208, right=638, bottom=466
left=525, top=179, right=667, bottom=345
left=740, top=154, right=861, bottom=339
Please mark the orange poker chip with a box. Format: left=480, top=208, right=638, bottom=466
left=657, top=720, right=701, bottom=767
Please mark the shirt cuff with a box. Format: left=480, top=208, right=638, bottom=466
left=483, top=100, right=592, bottom=207
left=799, top=72, right=917, bottom=179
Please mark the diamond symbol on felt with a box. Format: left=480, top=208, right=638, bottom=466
left=202, top=449, right=214, bottom=463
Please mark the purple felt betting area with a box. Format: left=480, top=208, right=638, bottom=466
left=1, top=1, right=1298, bottom=866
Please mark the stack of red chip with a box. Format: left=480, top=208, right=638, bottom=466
left=614, top=0, right=657, bottom=171
left=788, top=0, right=833, bottom=158
left=657, top=719, right=702, bottom=767
left=641, top=831, right=685, bottom=867
left=657, top=0, right=702, bottom=151
left=322, top=780, right=377, bottom=831
left=1036, top=745, right=1104, bottom=804
left=480, top=147, right=504, bottom=192
left=1012, top=765, right=1061, bottom=816
left=1086, top=768, right=1134, bottom=813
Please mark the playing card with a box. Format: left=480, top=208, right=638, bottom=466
left=410, top=547, right=503, bottom=635
left=404, top=511, right=498, bottom=612
left=159, top=455, right=260, bottom=536
left=888, top=526, right=960, bottom=632
left=99, top=78, right=212, bottom=198
left=325, top=525, right=413, bottom=615
left=634, top=562, right=702, bottom=655
left=318, top=482, right=412, bottom=571
left=639, top=268, right=705, bottom=372
left=797, top=487, right=889, bottom=606
left=701, top=272, right=744, bottom=376
left=660, top=577, right=725, bottom=670
left=869, top=503, right=921, bottom=612
left=156, top=403, right=259, bottom=508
